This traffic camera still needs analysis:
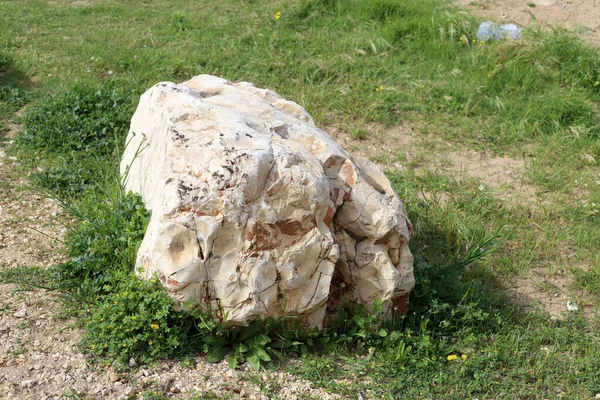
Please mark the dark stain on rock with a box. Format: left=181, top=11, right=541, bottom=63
left=343, top=189, right=352, bottom=201
left=172, top=128, right=188, bottom=143
left=323, top=155, right=345, bottom=178
left=274, top=219, right=305, bottom=236
left=344, top=228, right=366, bottom=244
left=247, top=221, right=280, bottom=251
left=303, top=134, right=325, bottom=155
left=176, top=205, right=208, bottom=216
left=177, top=181, right=194, bottom=199
left=199, top=88, right=223, bottom=98
left=273, top=124, right=289, bottom=139
left=323, top=207, right=334, bottom=228
left=332, top=187, right=341, bottom=203
left=392, top=293, right=410, bottom=315
left=339, top=162, right=356, bottom=187
left=374, top=231, right=394, bottom=245
left=325, top=267, right=352, bottom=316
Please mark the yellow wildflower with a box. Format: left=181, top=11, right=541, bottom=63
left=375, top=85, right=386, bottom=92
left=150, top=324, right=159, bottom=330
left=131, top=316, right=137, bottom=320
left=461, top=354, right=468, bottom=360
left=459, top=34, right=469, bottom=44
left=447, top=354, right=458, bottom=361
left=274, top=11, right=281, bottom=20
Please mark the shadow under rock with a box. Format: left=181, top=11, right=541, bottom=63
left=404, top=211, right=523, bottom=334
left=0, top=53, right=33, bottom=138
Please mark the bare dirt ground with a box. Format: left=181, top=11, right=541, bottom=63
left=456, top=0, right=600, bottom=46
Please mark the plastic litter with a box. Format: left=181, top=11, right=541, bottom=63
left=476, top=21, right=522, bottom=41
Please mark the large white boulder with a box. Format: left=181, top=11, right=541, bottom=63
left=120, top=75, right=414, bottom=328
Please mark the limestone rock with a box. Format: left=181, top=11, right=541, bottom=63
left=120, top=75, right=414, bottom=328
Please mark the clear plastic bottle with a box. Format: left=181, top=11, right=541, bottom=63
left=477, top=21, right=522, bottom=41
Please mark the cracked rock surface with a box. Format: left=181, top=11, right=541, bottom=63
left=121, top=75, right=414, bottom=328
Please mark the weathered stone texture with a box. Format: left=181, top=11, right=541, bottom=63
left=120, top=75, right=414, bottom=328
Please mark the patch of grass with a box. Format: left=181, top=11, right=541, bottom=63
left=188, top=391, right=222, bottom=400
left=573, top=264, right=600, bottom=299
left=289, top=313, right=600, bottom=398
left=0, top=303, right=11, bottom=314
left=0, top=86, right=28, bottom=119
left=13, top=85, right=134, bottom=197
left=0, top=266, right=54, bottom=288
left=33, top=155, right=113, bottom=198
left=56, top=190, right=149, bottom=299
left=0, top=52, right=30, bottom=134
left=18, top=86, right=132, bottom=155
left=83, top=276, right=191, bottom=364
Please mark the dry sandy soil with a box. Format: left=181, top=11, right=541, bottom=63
left=2, top=1, right=599, bottom=399
left=456, top=0, right=600, bottom=46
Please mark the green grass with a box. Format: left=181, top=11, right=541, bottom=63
left=0, top=52, right=30, bottom=134
left=1, top=0, right=600, bottom=397
left=0, top=265, right=53, bottom=287
left=14, top=85, right=134, bottom=197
